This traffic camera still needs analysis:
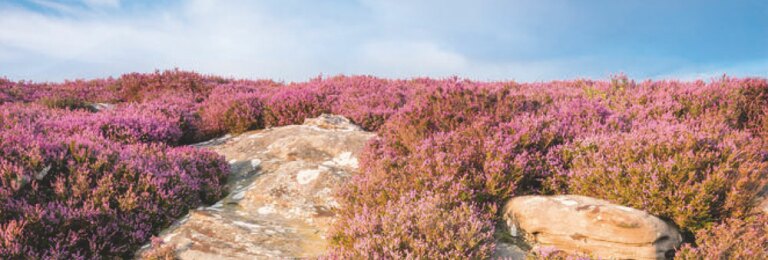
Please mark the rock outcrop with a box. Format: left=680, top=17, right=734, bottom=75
left=138, top=114, right=374, bottom=259
left=756, top=192, right=768, bottom=215
left=88, top=102, right=115, bottom=112
left=502, top=195, right=682, bottom=259
left=754, top=184, right=768, bottom=215
left=758, top=199, right=768, bottom=214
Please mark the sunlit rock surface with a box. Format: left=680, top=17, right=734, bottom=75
left=502, top=195, right=682, bottom=260
left=138, top=114, right=374, bottom=259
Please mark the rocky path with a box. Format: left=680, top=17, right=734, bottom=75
left=138, top=115, right=374, bottom=259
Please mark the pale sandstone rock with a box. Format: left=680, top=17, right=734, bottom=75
left=303, top=114, right=363, bottom=131
left=759, top=198, right=768, bottom=214
left=754, top=184, right=768, bottom=214
left=137, top=115, right=374, bottom=259
left=492, top=238, right=528, bottom=259
left=88, top=102, right=115, bottom=112
left=502, top=195, right=682, bottom=260
left=756, top=192, right=768, bottom=214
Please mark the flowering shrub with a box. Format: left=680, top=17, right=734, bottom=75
left=558, top=121, right=768, bottom=233
left=723, top=78, right=768, bottom=139
left=0, top=125, right=228, bottom=258
left=1, top=71, right=767, bottom=258
left=330, top=87, right=572, bottom=256
left=330, top=191, right=496, bottom=259
left=38, top=96, right=90, bottom=110
left=320, top=75, right=413, bottom=131
left=330, top=76, right=768, bottom=257
left=260, top=84, right=331, bottom=127
left=39, top=104, right=186, bottom=145
left=198, top=84, right=263, bottom=138
left=112, top=69, right=226, bottom=102
left=0, top=99, right=228, bottom=258
left=676, top=215, right=768, bottom=259
left=1, top=79, right=118, bottom=106
left=130, top=96, right=204, bottom=144
left=376, top=83, right=537, bottom=152
left=0, top=80, right=30, bottom=104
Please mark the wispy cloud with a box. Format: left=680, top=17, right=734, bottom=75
left=82, top=0, right=120, bottom=9
left=654, top=60, right=768, bottom=81
left=0, top=0, right=766, bottom=82
left=27, top=0, right=81, bottom=14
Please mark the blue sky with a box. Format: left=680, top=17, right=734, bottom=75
left=1, top=0, right=766, bottom=82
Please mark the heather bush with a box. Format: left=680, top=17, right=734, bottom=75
left=0, top=101, right=228, bottom=258
left=198, top=84, right=263, bottom=138
left=330, top=191, right=496, bottom=259
left=676, top=215, right=768, bottom=259
left=558, top=120, right=768, bottom=233
left=2, top=72, right=768, bottom=258
left=112, top=69, right=225, bottom=102
left=378, top=83, right=547, bottom=153
left=723, top=78, right=768, bottom=134
left=37, top=96, right=90, bottom=110
left=135, top=96, right=205, bottom=144
left=41, top=107, right=184, bottom=145
left=321, top=75, right=413, bottom=131
left=0, top=91, right=12, bottom=104
left=107, top=98, right=203, bottom=144
left=331, top=89, right=572, bottom=257
left=331, top=76, right=768, bottom=257
left=34, top=79, right=120, bottom=105
left=540, top=97, right=631, bottom=143
left=0, top=78, right=118, bottom=106
left=0, top=80, right=27, bottom=104
left=260, top=84, right=331, bottom=127
left=0, top=126, right=228, bottom=258
left=0, top=103, right=57, bottom=129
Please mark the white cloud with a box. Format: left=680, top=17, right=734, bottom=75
left=0, top=0, right=582, bottom=83
left=27, top=0, right=80, bottom=14
left=1, top=0, right=763, bottom=82
left=0, top=0, right=311, bottom=81
left=654, top=60, right=768, bottom=81
left=82, top=0, right=120, bottom=9
left=357, top=41, right=468, bottom=77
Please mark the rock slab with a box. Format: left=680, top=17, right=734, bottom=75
left=138, top=114, right=374, bottom=259
left=502, top=195, right=682, bottom=260
left=755, top=185, right=768, bottom=215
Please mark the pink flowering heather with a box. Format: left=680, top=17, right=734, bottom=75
left=329, top=191, right=496, bottom=259
left=558, top=120, right=768, bottom=233
left=0, top=124, right=229, bottom=258
left=320, top=75, right=414, bottom=131
left=0, top=95, right=229, bottom=257
left=198, top=83, right=264, bottom=138
left=1, top=71, right=767, bottom=258
left=331, top=86, right=577, bottom=256
left=112, top=69, right=226, bottom=102
left=331, top=76, right=768, bottom=257
left=39, top=103, right=186, bottom=145
left=259, top=83, right=331, bottom=127
left=676, top=214, right=768, bottom=259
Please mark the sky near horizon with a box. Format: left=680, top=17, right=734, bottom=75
left=1, top=0, right=766, bottom=82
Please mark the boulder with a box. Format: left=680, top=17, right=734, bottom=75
left=137, top=115, right=375, bottom=259
left=502, top=195, right=682, bottom=260
left=756, top=192, right=768, bottom=215
left=303, top=114, right=363, bottom=131
left=87, top=102, right=115, bottom=112
left=753, top=184, right=768, bottom=214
